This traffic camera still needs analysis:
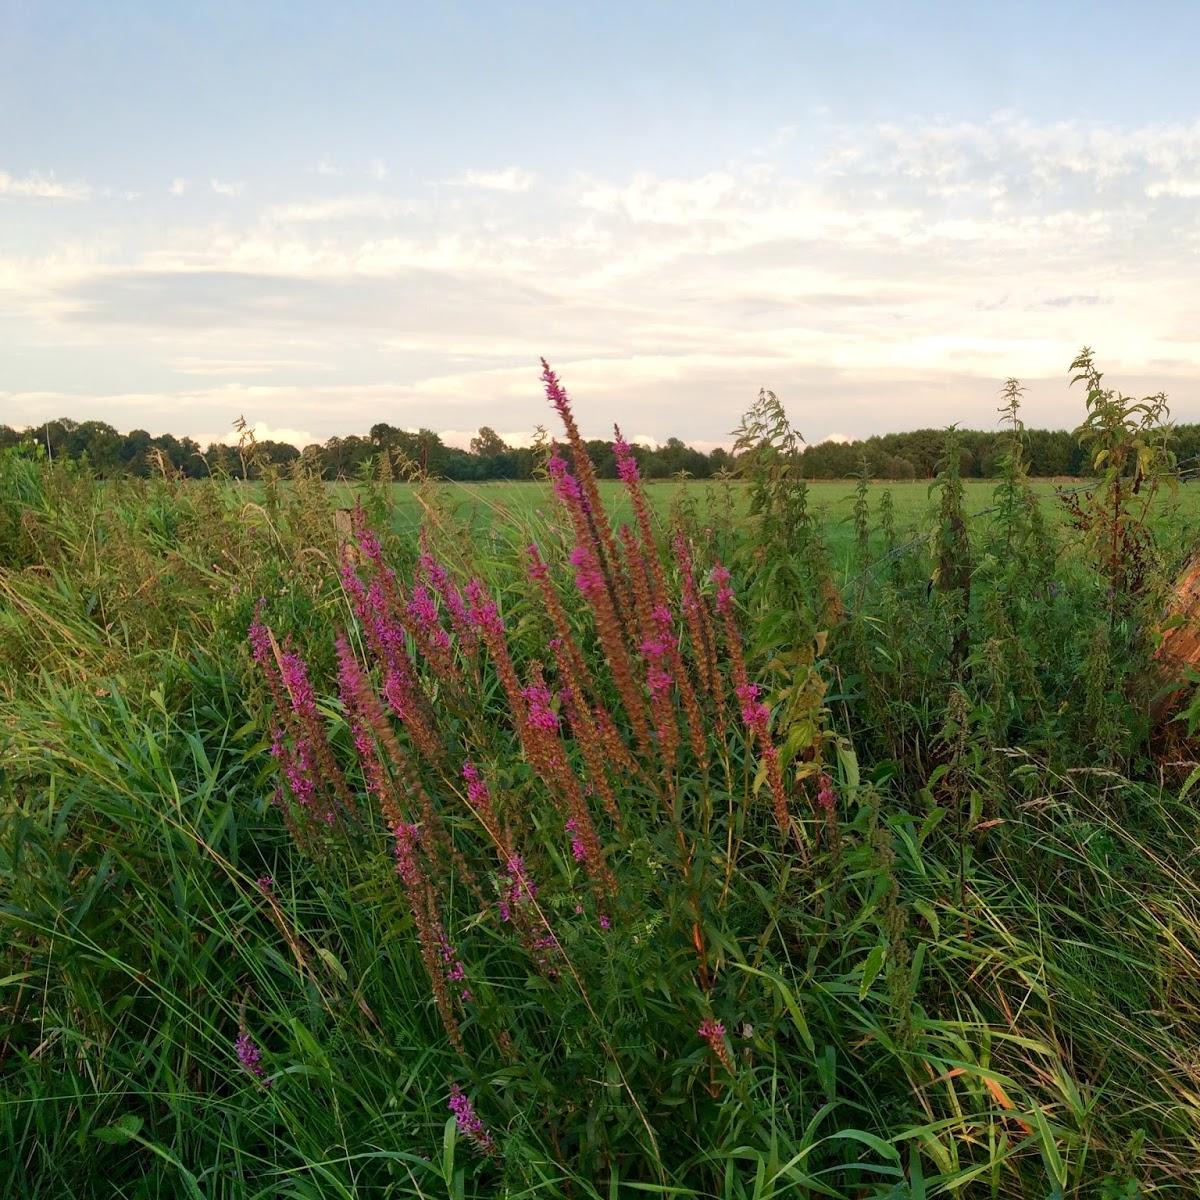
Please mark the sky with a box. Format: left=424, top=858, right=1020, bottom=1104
left=3, top=0, right=1199, bottom=451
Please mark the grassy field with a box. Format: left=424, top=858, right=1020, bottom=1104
left=3, top=417, right=1200, bottom=1198
left=335, top=477, right=1200, bottom=574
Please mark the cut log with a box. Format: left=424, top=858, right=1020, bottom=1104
left=1152, top=557, right=1200, bottom=722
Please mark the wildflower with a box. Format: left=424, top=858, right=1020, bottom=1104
left=393, top=823, right=464, bottom=1049
left=521, top=682, right=559, bottom=733
left=407, top=585, right=451, bottom=649
left=235, top=1030, right=270, bottom=1085
left=417, top=549, right=477, bottom=653
left=548, top=447, right=583, bottom=505
left=698, top=1017, right=734, bottom=1073
left=464, top=578, right=504, bottom=639
left=735, top=681, right=770, bottom=735
left=255, top=875, right=274, bottom=896
left=613, top=428, right=639, bottom=484
left=448, top=1085, right=497, bottom=1156
left=710, top=564, right=734, bottom=614
left=569, top=544, right=605, bottom=597
left=817, top=772, right=837, bottom=813
left=565, top=817, right=587, bottom=863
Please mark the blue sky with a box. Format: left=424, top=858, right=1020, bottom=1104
left=3, top=1, right=1199, bottom=448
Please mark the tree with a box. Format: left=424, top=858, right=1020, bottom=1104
left=469, top=427, right=509, bottom=457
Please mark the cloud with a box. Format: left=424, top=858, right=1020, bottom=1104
left=263, top=194, right=415, bottom=223
left=8, top=113, right=1200, bottom=444
left=1146, top=179, right=1200, bottom=198
left=313, top=159, right=341, bottom=177
left=369, top=158, right=387, bottom=181
left=217, top=420, right=316, bottom=448
left=170, top=178, right=187, bottom=196
left=210, top=178, right=244, bottom=197
left=0, top=170, right=90, bottom=200
left=172, top=356, right=332, bottom=377
left=452, top=167, right=536, bottom=192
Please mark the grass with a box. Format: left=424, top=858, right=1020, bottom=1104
left=2, top=416, right=1199, bottom=1198
left=325, top=477, right=1200, bottom=576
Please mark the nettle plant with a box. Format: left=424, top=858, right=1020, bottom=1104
left=248, top=363, right=839, bottom=1181
left=1060, top=347, right=1176, bottom=613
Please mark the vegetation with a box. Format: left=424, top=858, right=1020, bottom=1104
left=8, top=411, right=1200, bottom=483
left=2, top=350, right=1199, bottom=1198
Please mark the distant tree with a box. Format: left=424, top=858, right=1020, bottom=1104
left=469, top=426, right=509, bottom=457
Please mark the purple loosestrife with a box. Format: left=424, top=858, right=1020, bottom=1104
left=613, top=421, right=712, bottom=765
left=337, top=634, right=482, bottom=899
left=674, top=533, right=726, bottom=729
left=640, top=600, right=679, bottom=773
left=460, top=761, right=549, bottom=947
left=609, top=494, right=707, bottom=768
left=251, top=616, right=346, bottom=827
left=418, top=550, right=478, bottom=657
left=698, top=1017, right=734, bottom=1074
left=335, top=634, right=392, bottom=820
left=448, top=1085, right=497, bottom=1157
left=711, top=562, right=792, bottom=836
left=235, top=1030, right=270, bottom=1085
left=405, top=584, right=458, bottom=681
left=461, top=760, right=502, bottom=845
left=516, top=664, right=614, bottom=897
left=394, top=822, right=465, bottom=1050
left=816, top=771, right=840, bottom=854
left=463, top=576, right=610, bottom=895
left=555, top=678, right=622, bottom=827
left=568, top=544, right=654, bottom=759
left=565, top=817, right=587, bottom=863
left=613, top=424, right=670, bottom=601
left=541, top=361, right=626, bottom=612
left=342, top=554, right=442, bottom=763
left=526, top=543, right=600, bottom=702
left=521, top=681, right=559, bottom=734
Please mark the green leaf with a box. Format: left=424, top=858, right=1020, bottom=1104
left=860, top=943, right=886, bottom=1000
left=94, top=1114, right=143, bottom=1144
left=1029, top=1104, right=1067, bottom=1187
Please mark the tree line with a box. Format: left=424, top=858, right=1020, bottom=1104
left=5, top=417, right=1199, bottom=481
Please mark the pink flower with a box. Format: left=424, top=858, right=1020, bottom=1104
left=548, top=448, right=582, bottom=504
left=393, top=822, right=422, bottom=888
left=247, top=602, right=273, bottom=668
left=735, top=682, right=770, bottom=734
left=817, top=772, right=837, bottom=813
left=710, top=564, right=734, bottom=613
left=526, top=544, right=550, bottom=580
left=522, top=683, right=559, bottom=733
left=569, top=545, right=604, bottom=597
left=613, top=426, right=639, bottom=484
left=235, top=1031, right=270, bottom=1085
left=540, top=358, right=573, bottom=422
left=448, top=1084, right=496, bottom=1156
left=565, top=817, right=587, bottom=863
left=464, top=579, right=504, bottom=637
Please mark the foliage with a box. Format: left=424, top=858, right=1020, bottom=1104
left=0, top=351, right=1197, bottom=1198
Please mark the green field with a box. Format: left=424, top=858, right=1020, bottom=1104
left=336, top=477, right=1200, bottom=574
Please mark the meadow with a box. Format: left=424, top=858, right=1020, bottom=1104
left=354, top=478, right=1200, bottom=575
left=2, top=357, right=1199, bottom=1199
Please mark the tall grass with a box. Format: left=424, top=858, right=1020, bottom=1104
left=1, top=352, right=1198, bottom=1197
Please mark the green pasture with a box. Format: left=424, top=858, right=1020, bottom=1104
left=324, top=477, right=1200, bottom=574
